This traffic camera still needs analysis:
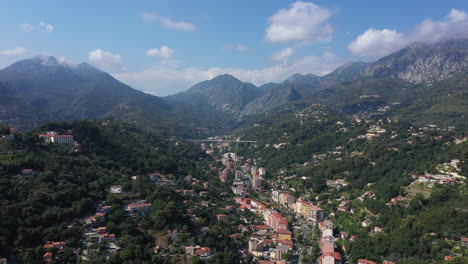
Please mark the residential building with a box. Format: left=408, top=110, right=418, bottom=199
left=295, top=200, right=324, bottom=222
left=125, top=203, right=152, bottom=214
left=251, top=166, right=257, bottom=176
left=258, top=167, right=266, bottom=176
left=21, top=169, right=34, bottom=178
left=271, top=190, right=281, bottom=203
left=99, top=233, right=116, bottom=243
left=243, top=163, right=251, bottom=174
left=279, top=193, right=295, bottom=206
left=462, top=237, right=468, bottom=247
left=109, top=185, right=122, bottom=194
left=252, top=175, right=263, bottom=189
left=268, top=213, right=288, bottom=232
left=43, top=241, right=67, bottom=250
left=248, top=238, right=264, bottom=257
left=270, top=245, right=289, bottom=260
left=321, top=252, right=343, bottom=264
left=148, top=173, right=161, bottom=181
left=193, top=247, right=212, bottom=257
left=97, top=227, right=107, bottom=234
left=277, top=229, right=292, bottom=241
left=216, top=214, right=228, bottom=223
left=40, top=131, right=74, bottom=144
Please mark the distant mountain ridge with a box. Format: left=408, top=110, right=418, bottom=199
left=1, top=37, right=467, bottom=134
left=361, top=38, right=468, bottom=84
left=0, top=56, right=229, bottom=136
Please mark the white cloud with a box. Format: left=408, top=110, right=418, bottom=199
left=88, top=49, right=124, bottom=71
left=348, top=8, right=468, bottom=57
left=19, top=23, right=34, bottom=31
left=265, top=1, right=334, bottom=44
left=447, top=8, right=467, bottom=22
left=348, top=28, right=407, bottom=57
left=146, top=46, right=175, bottom=59
left=271, top=47, right=295, bottom=62
left=0, top=46, right=29, bottom=56
left=141, top=12, right=196, bottom=32
left=113, top=52, right=341, bottom=96
left=223, top=44, right=250, bottom=52
left=39, top=21, right=54, bottom=32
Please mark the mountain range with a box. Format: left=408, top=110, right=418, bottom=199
left=0, top=38, right=467, bottom=134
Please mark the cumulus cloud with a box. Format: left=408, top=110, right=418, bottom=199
left=0, top=46, right=29, bottom=56
left=349, top=8, right=468, bottom=57
left=113, top=52, right=341, bottom=96
left=39, top=21, right=54, bottom=32
left=88, top=49, right=124, bottom=71
left=146, top=46, right=175, bottom=59
left=271, top=47, right=295, bottom=62
left=19, top=23, right=34, bottom=31
left=141, top=12, right=196, bottom=32
left=348, top=28, right=407, bottom=58
left=265, top=1, right=334, bottom=44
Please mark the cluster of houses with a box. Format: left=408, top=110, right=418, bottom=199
left=415, top=173, right=463, bottom=185
left=84, top=205, right=111, bottom=226
left=234, top=196, right=293, bottom=261
left=42, top=241, right=67, bottom=262
left=228, top=162, right=266, bottom=197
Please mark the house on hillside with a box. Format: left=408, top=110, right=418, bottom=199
left=43, top=241, right=67, bottom=250
left=125, top=203, right=152, bottom=214
left=193, top=247, right=212, bottom=258
left=461, top=237, right=468, bottom=247
left=21, top=169, right=35, bottom=178
left=40, top=131, right=74, bottom=144
left=109, top=185, right=122, bottom=194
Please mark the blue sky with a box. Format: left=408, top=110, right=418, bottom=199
left=1, top=0, right=467, bottom=96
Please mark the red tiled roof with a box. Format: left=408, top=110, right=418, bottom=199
left=358, top=259, right=377, bottom=264
left=322, top=252, right=343, bottom=261
left=43, top=241, right=66, bottom=248
left=128, top=203, right=152, bottom=209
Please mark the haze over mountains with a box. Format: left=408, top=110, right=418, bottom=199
left=0, top=38, right=467, bottom=133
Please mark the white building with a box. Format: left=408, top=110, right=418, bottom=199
left=110, top=185, right=122, bottom=194
left=40, top=131, right=74, bottom=144
left=250, top=166, right=257, bottom=176
left=258, top=167, right=266, bottom=176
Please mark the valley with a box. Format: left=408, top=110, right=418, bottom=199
left=0, top=34, right=467, bottom=264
